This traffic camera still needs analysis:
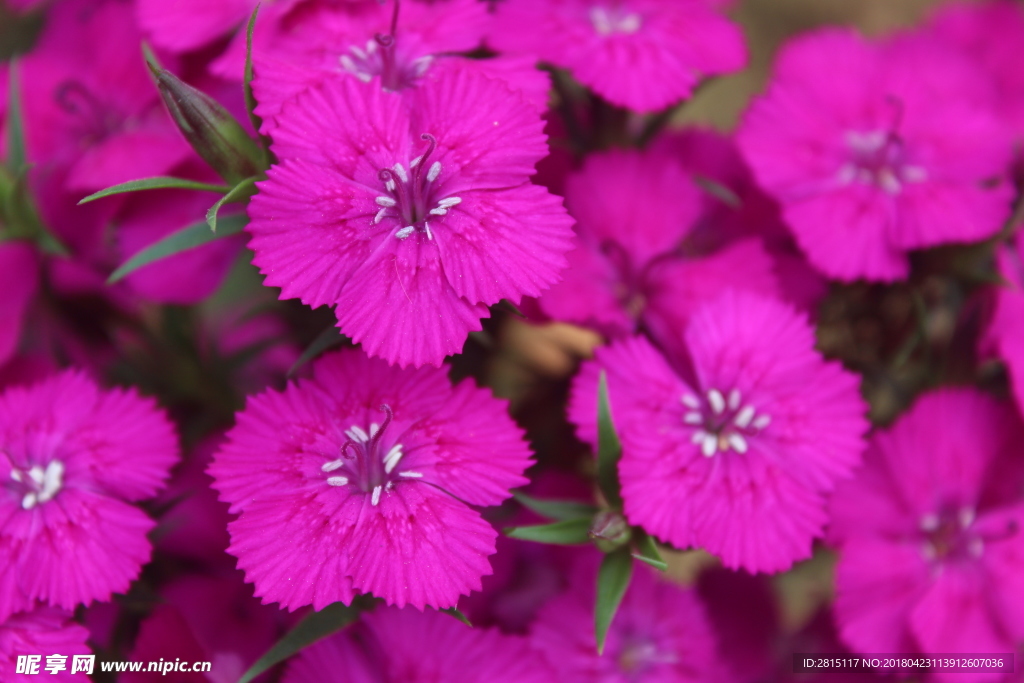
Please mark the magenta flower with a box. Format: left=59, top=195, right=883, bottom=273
left=569, top=290, right=868, bottom=572
left=0, top=242, right=39, bottom=368
left=208, top=348, right=534, bottom=610
left=830, top=389, right=1024, bottom=662
left=531, top=557, right=726, bottom=682
left=247, top=68, right=574, bottom=367
left=137, top=0, right=260, bottom=54
left=982, top=233, right=1024, bottom=419
left=0, top=371, right=178, bottom=621
left=490, top=0, right=746, bottom=112
left=284, top=606, right=555, bottom=683
left=0, top=607, right=91, bottom=681
left=737, top=28, right=1013, bottom=282
left=537, top=145, right=780, bottom=340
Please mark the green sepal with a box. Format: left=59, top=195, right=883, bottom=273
left=504, top=518, right=592, bottom=545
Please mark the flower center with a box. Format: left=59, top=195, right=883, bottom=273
left=55, top=80, right=121, bottom=144
left=919, top=506, right=1018, bottom=563
left=318, top=405, right=422, bottom=506
left=338, top=37, right=433, bottom=91
left=837, top=129, right=927, bottom=195
left=374, top=134, right=462, bottom=241
left=10, top=460, right=65, bottom=510
left=590, top=5, right=642, bottom=35
left=682, top=388, right=771, bottom=457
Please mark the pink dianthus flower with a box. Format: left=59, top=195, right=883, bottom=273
left=0, top=607, right=91, bottom=681
left=490, top=0, right=746, bottom=113
left=830, top=389, right=1024, bottom=674
left=569, top=290, right=868, bottom=572
left=283, top=606, right=555, bottom=683
left=0, top=371, right=178, bottom=621
left=247, top=68, right=574, bottom=367
left=737, top=28, right=1013, bottom=282
left=208, top=348, right=534, bottom=611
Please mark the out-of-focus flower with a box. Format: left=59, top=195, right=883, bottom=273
left=0, top=242, right=40, bottom=367
left=830, top=389, right=1024, bottom=674
left=982, top=233, right=1024, bottom=420
left=208, top=348, right=534, bottom=610
left=0, top=371, right=178, bottom=621
left=490, top=0, right=746, bottom=112
left=569, top=290, right=867, bottom=572
left=0, top=607, right=91, bottom=681
left=247, top=68, right=574, bottom=367
left=530, top=557, right=726, bottom=682
left=737, top=28, right=1013, bottom=282
left=283, top=606, right=556, bottom=683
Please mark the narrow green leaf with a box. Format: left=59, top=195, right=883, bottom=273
left=693, top=175, right=741, bottom=208
left=108, top=214, right=246, bottom=284
left=631, top=533, right=667, bottom=572
left=595, top=549, right=634, bottom=654
left=244, top=4, right=265, bottom=139
left=78, top=177, right=231, bottom=205
left=288, top=325, right=347, bottom=378
left=237, top=601, right=361, bottom=683
left=513, top=491, right=597, bottom=522
left=439, top=607, right=473, bottom=627
left=6, top=61, right=27, bottom=173
left=504, top=518, right=592, bottom=545
left=207, top=175, right=258, bottom=232
left=596, top=371, right=623, bottom=509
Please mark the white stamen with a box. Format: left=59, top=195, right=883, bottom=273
left=399, top=471, right=423, bottom=478
left=968, top=537, right=984, bottom=558
left=10, top=469, right=21, bottom=482
left=22, top=492, right=37, bottom=510
left=878, top=169, right=902, bottom=195
left=327, top=476, right=349, bottom=486
left=339, top=55, right=357, bottom=73
left=354, top=72, right=372, bottom=83
left=346, top=426, right=370, bottom=443
left=425, top=222, right=433, bottom=240
left=590, top=6, right=613, bottom=34
left=413, top=55, right=433, bottom=76
left=707, top=389, right=725, bottom=415
left=920, top=513, right=940, bottom=532
left=371, top=485, right=382, bottom=506
left=734, top=406, right=756, bottom=429
left=958, top=507, right=975, bottom=529
left=618, top=13, right=641, bottom=33
left=691, top=429, right=708, bottom=445
left=396, top=226, right=415, bottom=239
left=427, top=161, right=442, bottom=182
left=752, top=414, right=771, bottom=430
left=700, top=434, right=718, bottom=457
left=27, top=465, right=44, bottom=487
left=385, top=179, right=397, bottom=192
left=40, top=461, right=62, bottom=502
left=375, top=196, right=396, bottom=207
left=728, top=389, right=741, bottom=411
left=437, top=197, right=461, bottom=209
left=681, top=394, right=700, bottom=409
left=683, top=411, right=703, bottom=425
left=350, top=45, right=367, bottom=60
left=369, top=423, right=380, bottom=437
left=392, top=163, right=408, bottom=183
left=366, top=39, right=377, bottom=54
left=727, top=433, right=748, bottom=454
left=373, top=208, right=388, bottom=224
left=383, top=444, right=404, bottom=474
left=322, top=459, right=345, bottom=472
left=429, top=208, right=448, bottom=216
left=410, top=154, right=424, bottom=168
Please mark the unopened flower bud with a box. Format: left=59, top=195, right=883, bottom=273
left=589, top=510, right=632, bottom=552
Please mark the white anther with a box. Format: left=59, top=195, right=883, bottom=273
left=376, top=196, right=396, bottom=207
left=39, top=461, right=62, bottom=503
left=878, top=169, right=902, bottom=195
left=10, top=469, right=21, bottom=482
left=846, top=130, right=886, bottom=153
left=707, top=389, right=725, bottom=415
left=27, top=466, right=44, bottom=487
left=383, top=444, right=404, bottom=474
left=681, top=394, right=700, bottom=409
left=590, top=6, right=613, bottom=34
left=371, top=485, right=382, bottom=506
left=366, top=39, right=377, bottom=54
left=728, top=389, right=741, bottom=411
left=396, top=226, right=415, bottom=239
left=425, top=222, right=433, bottom=240
left=399, top=471, right=423, bottom=478
left=429, top=208, right=447, bottom=216
left=727, top=433, right=748, bottom=454
left=920, top=513, right=940, bottom=532
left=410, top=154, right=424, bottom=168
left=700, top=434, right=718, bottom=458
left=438, top=197, right=461, bottom=209
left=691, top=429, right=708, bottom=445
left=369, top=423, right=380, bottom=438
left=683, top=411, right=703, bottom=425
left=752, top=414, right=771, bottom=430
left=734, top=406, right=756, bottom=429
left=339, top=55, right=357, bottom=73
left=903, top=166, right=927, bottom=183
left=22, top=492, right=37, bottom=510
left=413, top=55, right=433, bottom=77
left=427, top=161, right=442, bottom=182
left=373, top=208, right=388, bottom=225
left=354, top=72, right=372, bottom=83
left=350, top=45, right=367, bottom=60
left=346, top=426, right=370, bottom=443
left=392, top=163, right=408, bottom=183
left=322, top=459, right=345, bottom=472
left=958, top=507, right=976, bottom=529
left=618, top=13, right=641, bottom=33
left=385, top=179, right=397, bottom=192
left=327, top=476, right=349, bottom=486
left=968, top=537, right=984, bottom=558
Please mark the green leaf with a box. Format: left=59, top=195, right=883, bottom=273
left=207, top=175, right=258, bottom=232
left=237, top=601, right=362, bottom=683
left=595, top=548, right=634, bottom=654
left=513, top=491, right=597, bottom=522
left=631, top=533, right=667, bottom=572
left=243, top=4, right=265, bottom=140
left=504, top=518, right=592, bottom=545
left=288, top=325, right=347, bottom=378
left=596, top=371, right=623, bottom=509
left=438, top=607, right=472, bottom=627
left=6, top=61, right=27, bottom=173
left=693, top=175, right=741, bottom=209
left=78, top=177, right=231, bottom=205
left=108, top=214, right=247, bottom=284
